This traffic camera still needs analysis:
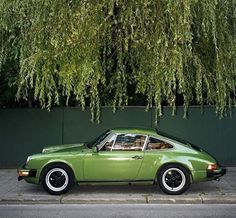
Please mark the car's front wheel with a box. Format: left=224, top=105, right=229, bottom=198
left=158, top=164, right=191, bottom=195
left=41, top=164, right=74, bottom=195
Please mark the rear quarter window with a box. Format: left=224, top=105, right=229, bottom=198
left=146, top=137, right=173, bottom=150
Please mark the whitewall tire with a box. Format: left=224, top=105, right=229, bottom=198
left=41, top=164, right=74, bottom=195
left=158, top=164, right=190, bottom=195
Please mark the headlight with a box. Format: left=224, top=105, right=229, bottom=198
left=26, top=156, right=32, bottom=164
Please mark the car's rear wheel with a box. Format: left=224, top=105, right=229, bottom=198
left=41, top=163, right=74, bottom=195
left=158, top=164, right=190, bottom=195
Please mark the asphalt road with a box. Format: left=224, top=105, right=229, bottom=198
left=0, top=204, right=235, bottom=218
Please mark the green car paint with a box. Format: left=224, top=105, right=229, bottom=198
left=18, top=128, right=226, bottom=194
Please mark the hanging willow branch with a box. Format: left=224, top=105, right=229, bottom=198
left=0, top=0, right=235, bottom=122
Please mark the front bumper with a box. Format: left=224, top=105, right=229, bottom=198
left=207, top=167, right=227, bottom=179
left=17, top=166, right=37, bottom=181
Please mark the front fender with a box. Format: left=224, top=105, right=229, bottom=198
left=23, top=153, right=84, bottom=184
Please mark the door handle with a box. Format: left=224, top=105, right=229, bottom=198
left=131, top=155, right=143, bottom=160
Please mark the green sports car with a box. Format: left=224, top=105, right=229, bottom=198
left=18, top=128, right=226, bottom=195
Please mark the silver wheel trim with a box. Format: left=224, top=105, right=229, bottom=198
left=45, top=168, right=69, bottom=192
left=162, top=167, right=186, bottom=192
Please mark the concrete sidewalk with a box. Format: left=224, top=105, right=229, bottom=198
left=0, top=168, right=236, bottom=204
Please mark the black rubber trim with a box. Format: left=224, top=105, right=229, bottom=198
left=77, top=179, right=154, bottom=183
left=17, top=169, right=37, bottom=181
left=18, top=176, right=23, bottom=181
left=207, top=167, right=227, bottom=179
left=28, top=169, right=37, bottom=177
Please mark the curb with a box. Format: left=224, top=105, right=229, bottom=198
left=1, top=195, right=236, bottom=205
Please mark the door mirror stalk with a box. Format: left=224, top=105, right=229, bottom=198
left=92, top=146, right=98, bottom=153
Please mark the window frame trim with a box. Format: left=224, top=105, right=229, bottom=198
left=144, top=135, right=175, bottom=151
left=97, top=132, right=116, bottom=151
left=110, top=133, right=149, bottom=152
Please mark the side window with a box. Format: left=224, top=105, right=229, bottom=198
left=112, top=134, right=146, bottom=151
left=99, top=135, right=115, bottom=151
left=146, top=137, right=173, bottom=150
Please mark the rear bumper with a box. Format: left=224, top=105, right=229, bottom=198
left=207, top=167, right=227, bottom=179
left=17, top=165, right=37, bottom=181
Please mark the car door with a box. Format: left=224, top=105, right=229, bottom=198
left=136, top=136, right=174, bottom=180
left=83, top=133, right=147, bottom=181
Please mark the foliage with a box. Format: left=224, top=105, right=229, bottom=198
left=0, top=0, right=235, bottom=122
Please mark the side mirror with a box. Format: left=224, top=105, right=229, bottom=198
left=92, top=146, right=98, bottom=153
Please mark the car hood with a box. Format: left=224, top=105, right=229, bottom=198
left=42, top=143, right=87, bottom=154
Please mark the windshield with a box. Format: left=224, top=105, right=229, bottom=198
left=85, top=130, right=111, bottom=148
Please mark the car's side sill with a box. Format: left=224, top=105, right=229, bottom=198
left=77, top=179, right=154, bottom=183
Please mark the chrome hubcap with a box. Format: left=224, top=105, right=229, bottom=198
left=46, top=168, right=69, bottom=192
left=162, top=168, right=186, bottom=192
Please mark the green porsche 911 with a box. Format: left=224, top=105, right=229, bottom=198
left=18, top=128, right=226, bottom=195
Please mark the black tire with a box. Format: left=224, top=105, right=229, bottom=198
left=41, top=163, right=74, bottom=195
left=158, top=164, right=190, bottom=195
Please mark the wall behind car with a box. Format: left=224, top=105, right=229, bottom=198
left=0, top=106, right=235, bottom=167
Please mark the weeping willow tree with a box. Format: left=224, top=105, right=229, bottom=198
left=0, top=0, right=235, bottom=122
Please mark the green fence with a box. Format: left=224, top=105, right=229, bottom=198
left=0, top=106, right=235, bottom=167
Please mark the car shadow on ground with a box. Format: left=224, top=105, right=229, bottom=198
left=67, top=180, right=218, bottom=195
left=11, top=178, right=221, bottom=197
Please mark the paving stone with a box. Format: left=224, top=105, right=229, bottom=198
left=0, top=168, right=236, bottom=204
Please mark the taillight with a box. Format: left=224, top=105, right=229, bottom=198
left=207, top=163, right=218, bottom=171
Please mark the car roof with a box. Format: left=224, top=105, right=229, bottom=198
left=110, top=127, right=190, bottom=148
left=110, top=127, right=158, bottom=136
